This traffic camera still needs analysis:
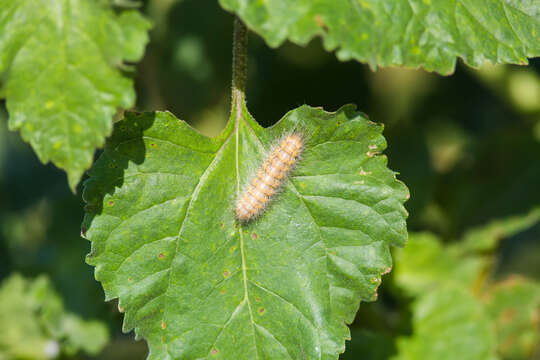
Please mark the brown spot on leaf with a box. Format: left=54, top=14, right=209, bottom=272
left=161, top=320, right=166, bottom=329
left=211, top=348, right=218, bottom=356
left=223, top=270, right=230, bottom=278
left=500, top=308, right=517, bottom=323
left=314, top=15, right=328, bottom=32
left=258, top=307, right=265, bottom=315
left=158, top=253, right=165, bottom=259
left=367, top=151, right=377, bottom=157
left=252, top=233, right=258, bottom=240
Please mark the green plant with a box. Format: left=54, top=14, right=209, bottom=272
left=1, top=1, right=539, bottom=359
left=0, top=274, right=109, bottom=359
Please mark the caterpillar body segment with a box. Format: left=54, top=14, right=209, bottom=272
left=235, top=133, right=303, bottom=222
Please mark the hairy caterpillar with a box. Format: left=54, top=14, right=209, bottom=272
left=235, top=133, right=304, bottom=222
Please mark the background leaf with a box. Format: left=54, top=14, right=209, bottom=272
left=218, top=0, right=540, bottom=74
left=392, top=286, right=499, bottom=360
left=0, top=0, right=151, bottom=189
left=82, top=103, right=408, bottom=359
left=0, top=274, right=109, bottom=360
left=484, top=277, right=540, bottom=360
left=391, top=209, right=540, bottom=360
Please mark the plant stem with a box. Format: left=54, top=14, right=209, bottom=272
left=232, top=17, right=248, bottom=110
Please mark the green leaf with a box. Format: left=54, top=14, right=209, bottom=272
left=392, top=215, right=540, bottom=360
left=461, top=206, right=540, bottom=252
left=82, top=103, right=408, bottom=359
left=484, top=277, right=540, bottom=360
left=218, top=0, right=540, bottom=74
left=393, top=286, right=499, bottom=360
left=0, top=274, right=109, bottom=359
left=393, top=232, right=487, bottom=296
left=0, top=0, right=151, bottom=190
left=394, top=208, right=540, bottom=296
left=391, top=277, right=540, bottom=360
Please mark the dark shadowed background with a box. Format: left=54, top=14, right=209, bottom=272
left=1, top=0, right=539, bottom=359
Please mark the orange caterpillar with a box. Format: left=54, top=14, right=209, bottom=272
left=235, top=133, right=303, bottom=222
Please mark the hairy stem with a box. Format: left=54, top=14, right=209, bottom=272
left=232, top=17, right=248, bottom=109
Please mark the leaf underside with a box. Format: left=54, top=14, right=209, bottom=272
left=219, top=0, right=540, bottom=74
left=0, top=0, right=151, bottom=189
left=83, top=103, right=408, bottom=359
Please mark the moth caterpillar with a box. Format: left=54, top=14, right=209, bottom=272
left=235, top=133, right=303, bottom=222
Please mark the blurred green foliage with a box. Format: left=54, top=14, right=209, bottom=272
left=0, top=274, right=109, bottom=359
left=0, top=0, right=539, bottom=359
left=390, top=214, right=540, bottom=360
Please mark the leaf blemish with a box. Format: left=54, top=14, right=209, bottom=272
left=252, top=232, right=257, bottom=240
left=258, top=307, right=265, bottom=315
left=359, top=168, right=371, bottom=176
left=223, top=269, right=231, bottom=278
left=367, top=151, right=378, bottom=157
left=158, top=253, right=165, bottom=259
left=219, top=223, right=224, bottom=228
left=211, top=348, right=218, bottom=356
left=107, top=200, right=114, bottom=206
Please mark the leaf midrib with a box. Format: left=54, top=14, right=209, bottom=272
left=238, top=104, right=325, bottom=360
left=234, top=92, right=260, bottom=359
